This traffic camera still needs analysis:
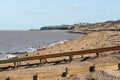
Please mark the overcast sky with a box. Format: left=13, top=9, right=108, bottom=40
left=0, top=0, right=120, bottom=30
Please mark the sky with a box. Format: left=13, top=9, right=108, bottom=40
left=0, top=0, right=120, bottom=30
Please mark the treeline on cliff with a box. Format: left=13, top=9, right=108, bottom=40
left=40, top=25, right=75, bottom=30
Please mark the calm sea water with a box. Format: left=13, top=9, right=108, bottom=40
left=0, top=30, right=82, bottom=53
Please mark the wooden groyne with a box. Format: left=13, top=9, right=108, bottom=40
left=1, top=63, right=120, bottom=80
left=0, top=46, right=120, bottom=68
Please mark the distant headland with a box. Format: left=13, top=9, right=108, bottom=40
left=30, top=20, right=120, bottom=34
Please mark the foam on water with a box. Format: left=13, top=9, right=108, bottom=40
left=0, top=54, right=17, bottom=60
left=47, top=40, right=68, bottom=47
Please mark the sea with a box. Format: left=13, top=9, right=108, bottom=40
left=0, top=30, right=83, bottom=60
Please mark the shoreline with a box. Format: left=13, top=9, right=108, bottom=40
left=66, top=30, right=89, bottom=34
left=0, top=30, right=119, bottom=60
left=0, top=31, right=120, bottom=80
left=0, top=39, right=76, bottom=60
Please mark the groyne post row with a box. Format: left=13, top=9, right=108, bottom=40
left=0, top=46, right=120, bottom=68
left=67, top=63, right=120, bottom=76
left=4, top=63, right=120, bottom=80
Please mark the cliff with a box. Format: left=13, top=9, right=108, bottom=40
left=40, top=20, right=120, bottom=33
left=40, top=25, right=74, bottom=30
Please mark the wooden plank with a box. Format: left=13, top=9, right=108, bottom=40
left=0, top=46, right=120, bottom=64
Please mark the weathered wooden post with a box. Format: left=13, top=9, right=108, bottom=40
left=6, top=77, right=11, bottom=80
left=69, top=55, right=73, bottom=62
left=62, top=67, right=68, bottom=77
left=89, top=65, right=95, bottom=72
left=39, top=59, right=47, bottom=66
left=118, top=63, right=120, bottom=70
left=81, top=55, right=83, bottom=58
left=16, top=61, right=21, bottom=68
left=33, top=74, right=39, bottom=80
left=13, top=62, right=17, bottom=69
left=96, top=53, right=100, bottom=58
